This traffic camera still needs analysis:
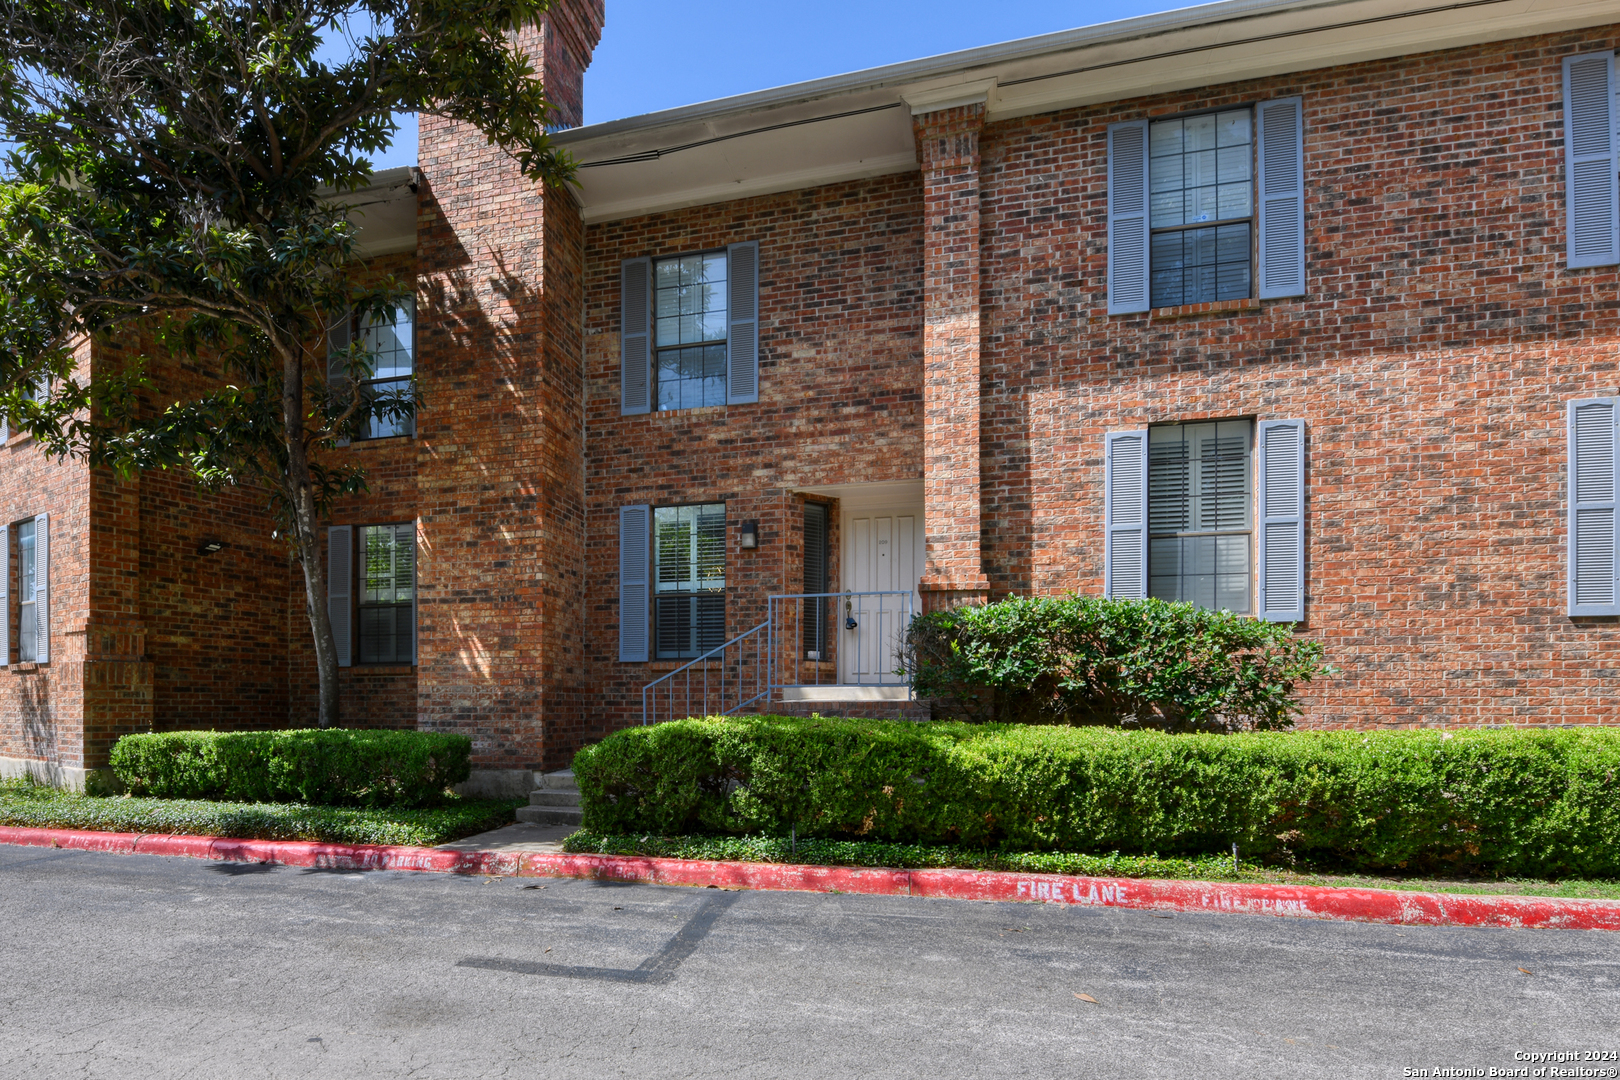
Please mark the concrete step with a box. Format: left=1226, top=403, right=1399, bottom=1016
left=538, top=769, right=576, bottom=791
left=515, top=805, right=584, bottom=827
left=528, top=789, right=580, bottom=808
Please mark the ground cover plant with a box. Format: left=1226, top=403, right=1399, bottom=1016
left=0, top=776, right=518, bottom=846
left=572, top=715, right=1620, bottom=879
left=560, top=830, right=1620, bottom=902
left=905, top=595, right=1329, bottom=731
left=109, top=729, right=471, bottom=807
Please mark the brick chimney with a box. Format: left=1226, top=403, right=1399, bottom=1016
left=412, top=0, right=605, bottom=776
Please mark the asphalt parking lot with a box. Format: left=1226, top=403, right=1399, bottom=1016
left=1, top=844, right=1617, bottom=1079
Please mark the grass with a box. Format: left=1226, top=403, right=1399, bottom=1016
left=0, top=776, right=522, bottom=847
left=559, top=830, right=1620, bottom=902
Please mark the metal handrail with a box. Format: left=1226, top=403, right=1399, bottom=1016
left=641, top=619, right=769, bottom=725
left=767, top=590, right=914, bottom=693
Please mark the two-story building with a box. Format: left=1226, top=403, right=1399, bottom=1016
left=6, top=0, right=1620, bottom=794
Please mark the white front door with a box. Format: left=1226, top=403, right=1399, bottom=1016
left=841, top=510, right=923, bottom=685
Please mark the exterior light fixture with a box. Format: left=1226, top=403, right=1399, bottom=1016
left=739, top=521, right=759, bottom=550
left=197, top=539, right=226, bottom=556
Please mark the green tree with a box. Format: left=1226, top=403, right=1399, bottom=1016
left=0, top=0, right=573, bottom=726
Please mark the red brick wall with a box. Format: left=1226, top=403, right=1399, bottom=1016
left=974, top=27, right=1620, bottom=727
left=577, top=173, right=927, bottom=743
left=0, top=343, right=95, bottom=767
left=292, top=250, right=420, bottom=729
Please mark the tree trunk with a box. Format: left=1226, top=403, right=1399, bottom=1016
left=282, top=344, right=341, bottom=728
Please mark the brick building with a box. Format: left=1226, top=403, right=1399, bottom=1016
left=7, top=0, right=1620, bottom=793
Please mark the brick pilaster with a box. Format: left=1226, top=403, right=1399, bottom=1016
left=914, top=103, right=990, bottom=611
left=413, top=0, right=603, bottom=771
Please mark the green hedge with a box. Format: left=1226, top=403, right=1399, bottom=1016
left=109, top=729, right=472, bottom=808
left=0, top=778, right=518, bottom=846
left=572, top=716, right=1620, bottom=877
left=905, top=595, right=1329, bottom=731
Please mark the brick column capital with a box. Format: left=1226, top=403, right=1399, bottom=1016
left=912, top=102, right=986, bottom=173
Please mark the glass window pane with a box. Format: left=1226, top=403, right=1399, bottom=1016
left=1216, top=183, right=1252, bottom=222
left=1149, top=110, right=1254, bottom=304
left=653, top=503, right=727, bottom=658
left=17, top=521, right=34, bottom=603
left=1150, top=118, right=1183, bottom=158
left=1184, top=113, right=1216, bottom=151
left=1150, top=190, right=1184, bottom=228
left=1216, top=144, right=1252, bottom=184
left=1147, top=422, right=1254, bottom=613
left=1184, top=149, right=1216, bottom=190
left=1217, top=109, right=1251, bottom=147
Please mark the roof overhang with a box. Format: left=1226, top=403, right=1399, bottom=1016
left=334, top=165, right=419, bottom=257
left=556, top=0, right=1620, bottom=224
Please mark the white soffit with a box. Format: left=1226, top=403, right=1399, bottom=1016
left=793, top=480, right=925, bottom=513
left=336, top=166, right=418, bottom=257
left=557, top=0, right=1620, bottom=224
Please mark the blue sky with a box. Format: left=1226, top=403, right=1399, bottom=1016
left=370, top=0, right=1183, bottom=170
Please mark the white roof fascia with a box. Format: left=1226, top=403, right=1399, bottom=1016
left=556, top=0, right=1620, bottom=223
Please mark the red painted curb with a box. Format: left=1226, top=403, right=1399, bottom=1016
left=5, top=825, right=1619, bottom=931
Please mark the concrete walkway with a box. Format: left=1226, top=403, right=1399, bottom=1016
left=435, top=822, right=575, bottom=854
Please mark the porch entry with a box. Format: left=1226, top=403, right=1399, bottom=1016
left=838, top=508, right=923, bottom=687
left=640, top=480, right=925, bottom=724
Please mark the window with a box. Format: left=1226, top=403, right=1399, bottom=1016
left=654, top=253, right=728, bottom=411
left=358, top=524, right=414, bottom=664
left=1107, top=99, right=1303, bottom=315
left=1148, top=420, right=1253, bottom=613
left=1106, top=419, right=1304, bottom=621
left=1149, top=110, right=1254, bottom=309
left=327, top=299, right=414, bottom=441
left=619, top=242, right=758, bottom=416
left=16, top=519, right=37, bottom=661
left=653, top=503, right=725, bottom=659
left=359, top=299, right=414, bottom=439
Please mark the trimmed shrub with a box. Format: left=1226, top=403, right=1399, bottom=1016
left=0, top=778, right=520, bottom=846
left=905, top=594, right=1329, bottom=731
left=572, top=715, right=1620, bottom=878
left=109, top=729, right=472, bottom=808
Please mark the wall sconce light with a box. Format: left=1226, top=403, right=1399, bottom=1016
left=739, top=521, right=759, bottom=550
left=197, top=539, right=226, bottom=556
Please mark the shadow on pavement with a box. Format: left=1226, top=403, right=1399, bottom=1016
left=456, top=890, right=742, bottom=984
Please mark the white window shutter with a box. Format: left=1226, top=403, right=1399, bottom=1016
left=0, top=524, right=9, bottom=667
left=1257, top=419, right=1307, bottom=622
left=1104, top=430, right=1148, bottom=599
left=328, top=525, right=352, bottom=668
left=726, top=241, right=760, bottom=405
left=1257, top=97, right=1306, bottom=299
left=621, top=258, right=652, bottom=415
left=1570, top=398, right=1620, bottom=616
left=33, top=512, right=47, bottom=663
left=619, top=505, right=650, bottom=662
left=1564, top=52, right=1620, bottom=269
left=1107, top=121, right=1150, bottom=315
